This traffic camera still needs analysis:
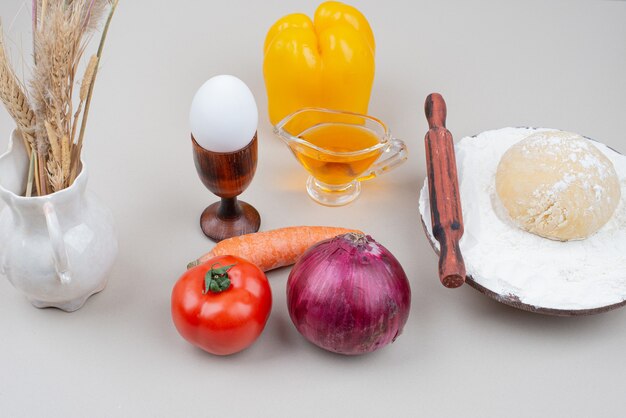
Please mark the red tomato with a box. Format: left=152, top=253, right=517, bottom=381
left=171, top=255, right=272, bottom=355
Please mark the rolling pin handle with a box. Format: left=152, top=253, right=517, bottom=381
left=439, top=237, right=466, bottom=289
left=425, top=93, right=447, bottom=129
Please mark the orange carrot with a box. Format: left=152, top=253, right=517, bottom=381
left=187, top=226, right=363, bottom=272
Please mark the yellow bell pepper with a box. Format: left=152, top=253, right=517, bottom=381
left=263, top=1, right=376, bottom=125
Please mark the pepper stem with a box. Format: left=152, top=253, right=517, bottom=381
left=203, top=263, right=235, bottom=294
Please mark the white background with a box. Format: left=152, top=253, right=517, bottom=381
left=0, top=1, right=625, bottom=417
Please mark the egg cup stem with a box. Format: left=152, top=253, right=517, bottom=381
left=217, top=197, right=241, bottom=219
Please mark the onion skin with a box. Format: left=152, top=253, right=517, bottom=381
left=287, top=233, right=411, bottom=355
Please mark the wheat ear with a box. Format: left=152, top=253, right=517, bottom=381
left=0, top=25, right=37, bottom=156
left=0, top=22, right=40, bottom=195
left=71, top=54, right=98, bottom=142
left=69, top=0, right=118, bottom=184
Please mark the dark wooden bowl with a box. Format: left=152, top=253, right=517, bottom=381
left=420, top=128, right=626, bottom=316
left=192, top=134, right=261, bottom=241
left=420, top=216, right=626, bottom=316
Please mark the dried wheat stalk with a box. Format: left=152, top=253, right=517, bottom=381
left=71, top=53, right=97, bottom=142
left=70, top=0, right=118, bottom=184
left=32, top=2, right=82, bottom=191
left=0, top=0, right=116, bottom=195
left=36, top=1, right=112, bottom=33
left=0, top=27, right=37, bottom=156
left=0, top=26, right=40, bottom=195
left=33, top=0, right=115, bottom=192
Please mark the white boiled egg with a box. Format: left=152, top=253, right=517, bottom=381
left=189, top=75, right=258, bottom=153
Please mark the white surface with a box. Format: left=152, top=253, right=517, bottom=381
left=419, top=127, right=626, bottom=311
left=0, top=1, right=625, bottom=417
left=189, top=75, right=258, bottom=152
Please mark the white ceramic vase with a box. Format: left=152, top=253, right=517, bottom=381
left=0, top=130, right=118, bottom=312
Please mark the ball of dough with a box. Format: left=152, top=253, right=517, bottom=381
left=495, top=131, right=621, bottom=241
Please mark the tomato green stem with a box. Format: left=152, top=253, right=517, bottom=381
left=203, top=263, right=235, bottom=294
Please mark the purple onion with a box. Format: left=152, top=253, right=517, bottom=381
left=287, top=233, right=411, bottom=355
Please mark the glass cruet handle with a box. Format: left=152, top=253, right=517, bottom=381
left=358, top=137, right=408, bottom=181
left=43, top=202, right=72, bottom=285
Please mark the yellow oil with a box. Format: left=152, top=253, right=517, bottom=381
left=292, top=124, right=382, bottom=185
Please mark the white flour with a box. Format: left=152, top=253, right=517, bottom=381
left=419, top=127, right=626, bottom=310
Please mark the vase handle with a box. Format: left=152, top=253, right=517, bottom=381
left=43, top=202, right=71, bottom=285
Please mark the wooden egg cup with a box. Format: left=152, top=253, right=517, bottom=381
left=192, top=134, right=261, bottom=242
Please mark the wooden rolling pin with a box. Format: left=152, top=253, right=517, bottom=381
left=424, top=93, right=466, bottom=288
